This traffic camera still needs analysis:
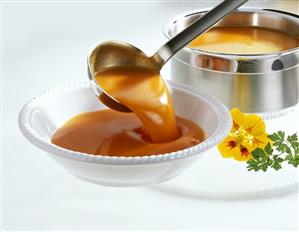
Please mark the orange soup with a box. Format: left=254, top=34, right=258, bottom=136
left=189, top=27, right=299, bottom=54
left=52, top=67, right=204, bottom=156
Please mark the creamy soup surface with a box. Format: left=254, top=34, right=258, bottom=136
left=189, top=27, right=299, bottom=54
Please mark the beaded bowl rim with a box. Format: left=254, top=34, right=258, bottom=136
left=18, top=80, right=232, bottom=165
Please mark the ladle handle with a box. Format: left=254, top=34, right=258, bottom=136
left=152, top=0, right=248, bottom=69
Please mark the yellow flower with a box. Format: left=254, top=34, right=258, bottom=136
left=218, top=108, right=269, bottom=161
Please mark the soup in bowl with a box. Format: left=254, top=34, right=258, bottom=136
left=19, top=80, right=231, bottom=186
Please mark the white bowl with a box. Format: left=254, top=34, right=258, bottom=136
left=18, top=80, right=231, bottom=187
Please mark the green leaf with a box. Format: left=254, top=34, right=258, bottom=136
left=268, top=133, right=280, bottom=142
left=287, top=133, right=299, bottom=150
left=278, top=131, right=285, bottom=140
left=286, top=154, right=299, bottom=167
left=273, top=157, right=284, bottom=163
left=261, top=164, right=268, bottom=172
left=287, top=133, right=298, bottom=143
left=246, top=160, right=259, bottom=171
left=272, top=162, right=282, bottom=170
left=247, top=131, right=299, bottom=172
left=290, top=141, right=299, bottom=149
left=251, top=148, right=265, bottom=160
left=264, top=143, right=273, bottom=155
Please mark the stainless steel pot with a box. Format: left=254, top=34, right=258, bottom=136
left=163, top=8, right=299, bottom=113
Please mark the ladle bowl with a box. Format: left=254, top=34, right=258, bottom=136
left=87, top=41, right=159, bottom=112
left=87, top=0, right=248, bottom=112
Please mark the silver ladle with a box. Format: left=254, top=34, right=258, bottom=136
left=88, top=0, right=248, bottom=112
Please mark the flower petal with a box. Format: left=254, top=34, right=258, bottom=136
left=231, top=108, right=244, bottom=131
left=217, top=137, right=237, bottom=158
left=243, top=114, right=266, bottom=136
left=233, top=147, right=252, bottom=161
left=253, top=134, right=270, bottom=148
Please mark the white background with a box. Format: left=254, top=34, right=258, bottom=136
left=2, top=0, right=299, bottom=231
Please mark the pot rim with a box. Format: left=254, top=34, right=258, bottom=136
left=162, top=7, right=299, bottom=59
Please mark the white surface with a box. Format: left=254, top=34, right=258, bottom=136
left=2, top=1, right=299, bottom=231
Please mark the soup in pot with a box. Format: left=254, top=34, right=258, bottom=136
left=189, top=26, right=299, bottom=54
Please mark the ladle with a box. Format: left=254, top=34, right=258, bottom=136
left=88, top=0, right=248, bottom=112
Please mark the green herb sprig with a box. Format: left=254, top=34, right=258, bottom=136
left=247, top=131, right=299, bottom=172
